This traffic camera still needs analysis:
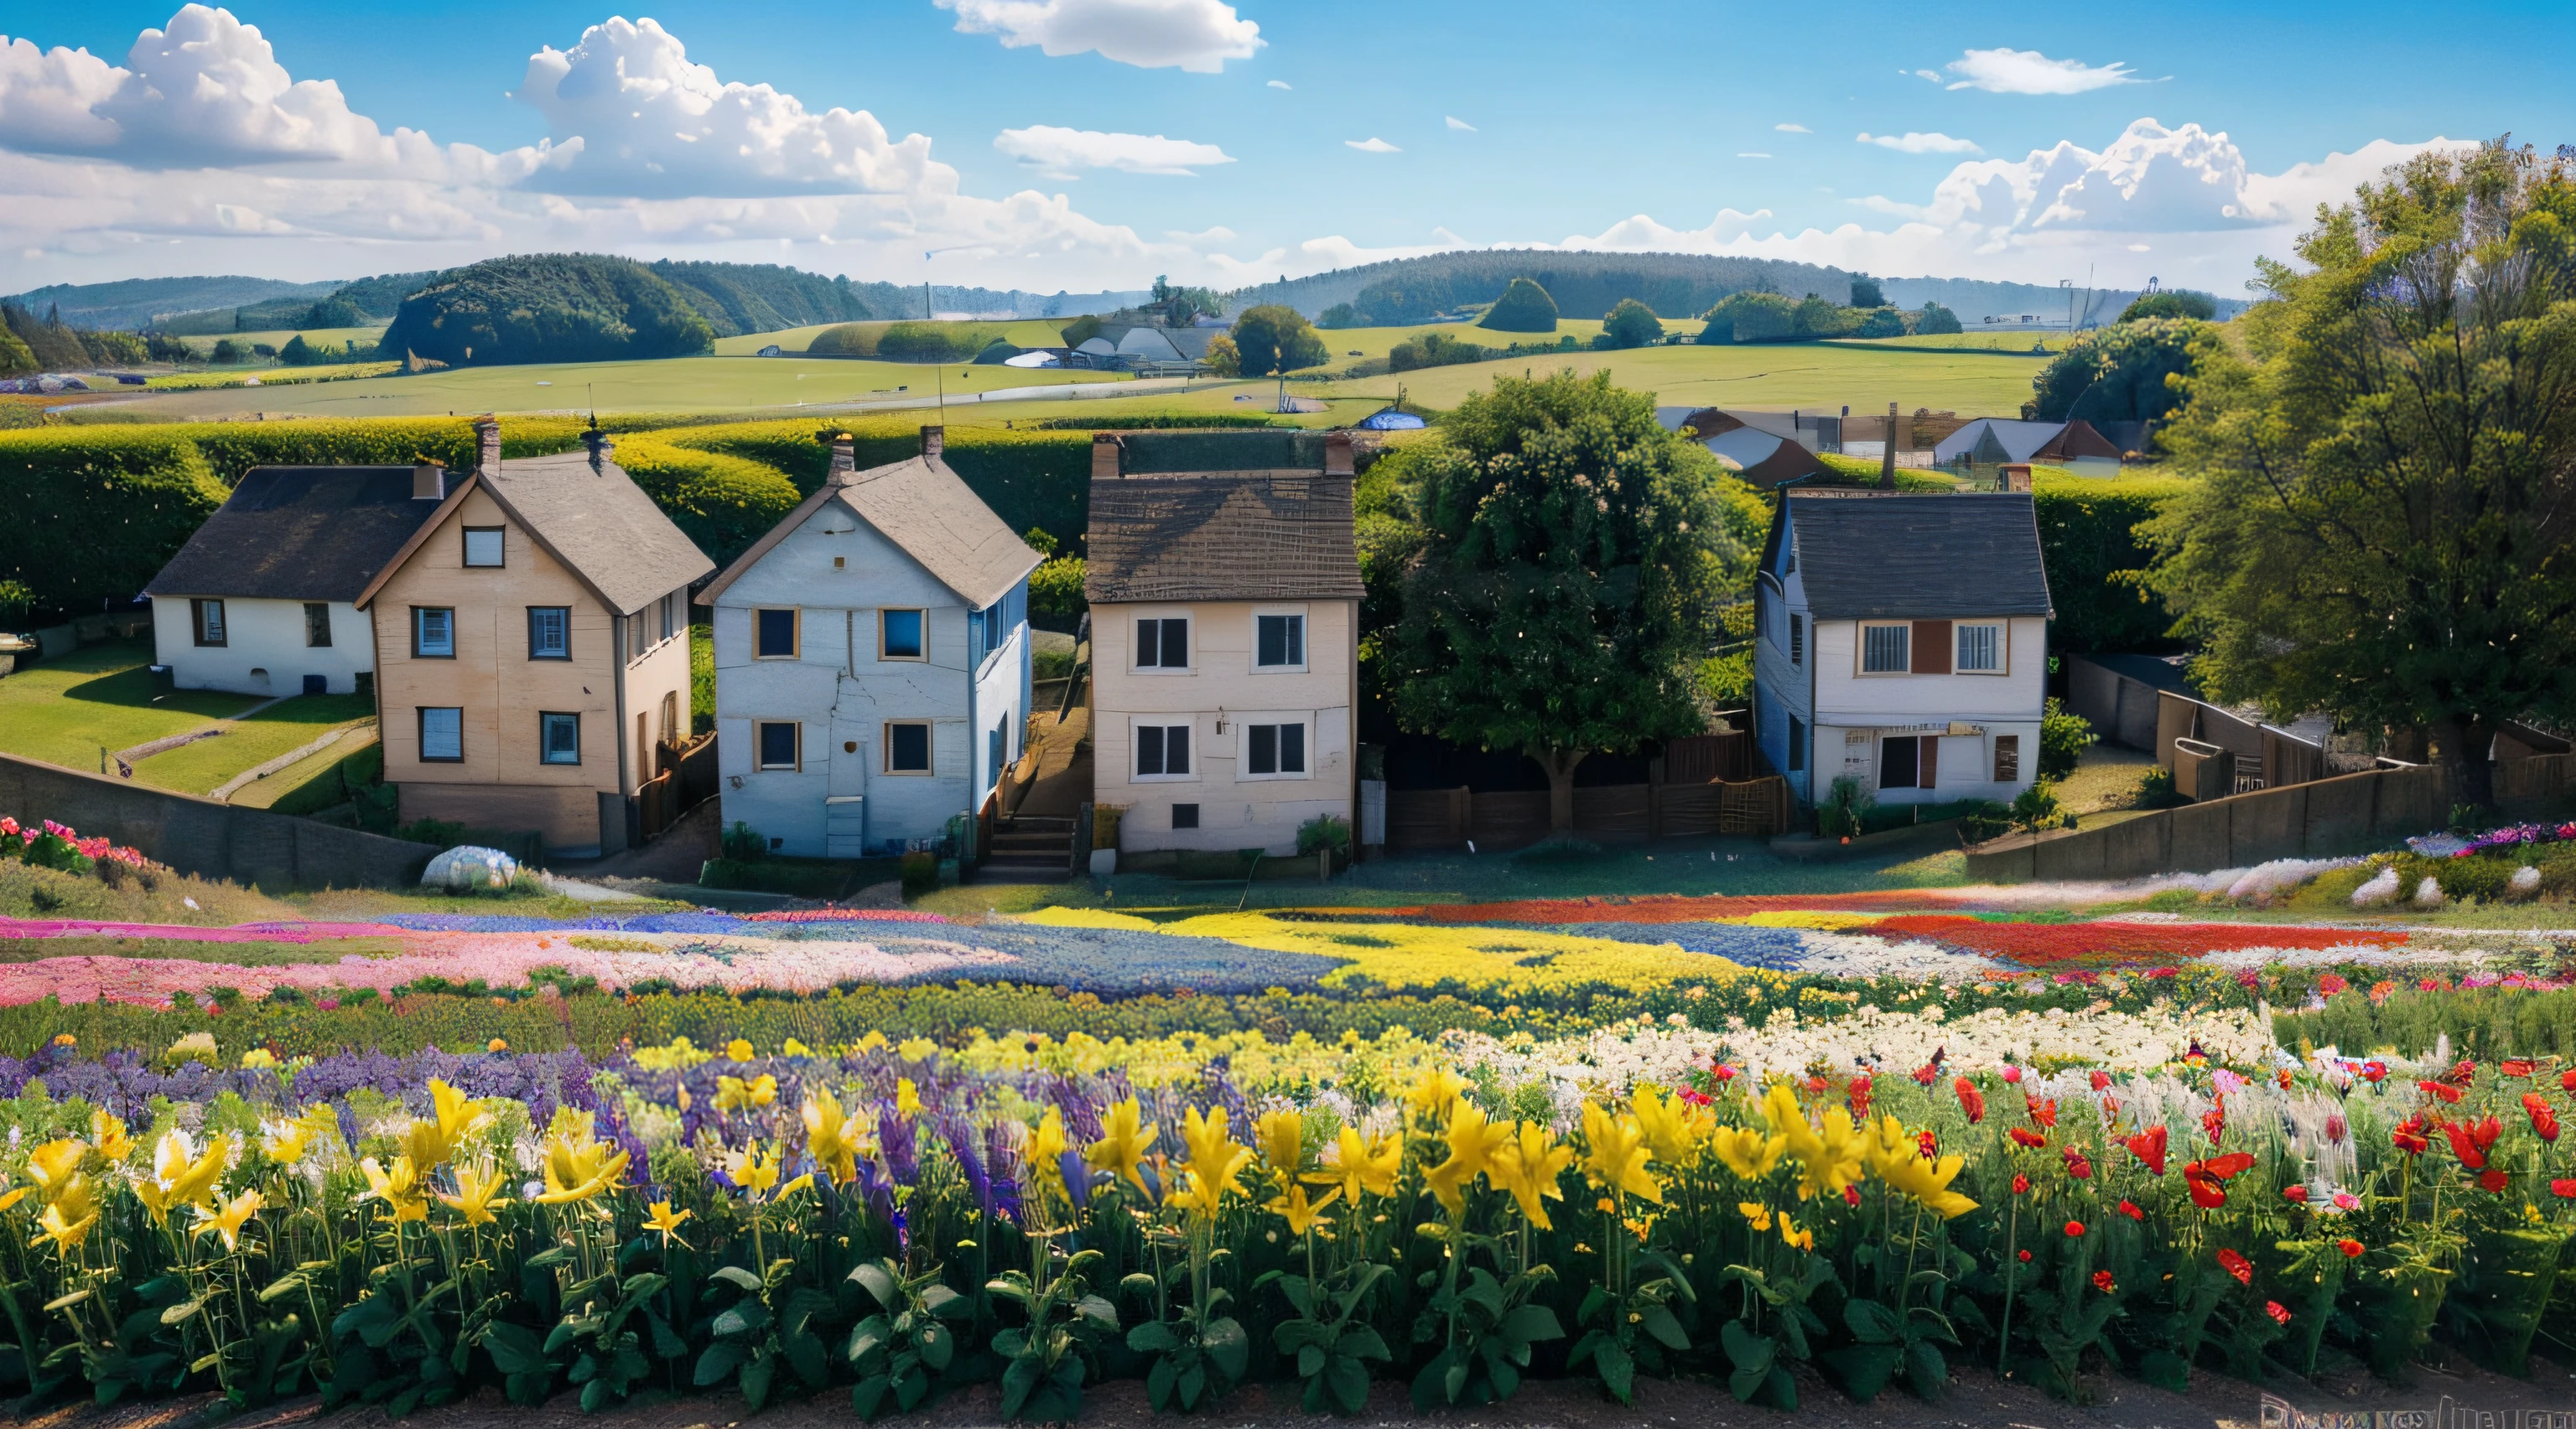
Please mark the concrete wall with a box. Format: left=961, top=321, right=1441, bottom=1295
left=0, top=751, right=438, bottom=890
left=1961, top=757, right=2573, bottom=882
left=151, top=595, right=373, bottom=696
left=2064, top=656, right=2164, bottom=753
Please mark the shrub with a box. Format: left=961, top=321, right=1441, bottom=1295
left=805, top=323, right=878, bottom=357
left=1477, top=278, right=1560, bottom=333
left=2023, top=317, right=2210, bottom=424
left=1817, top=775, right=1872, bottom=839
left=1958, top=801, right=2013, bottom=843
left=1915, top=302, right=1963, bottom=335
left=2038, top=698, right=2096, bottom=780
left=1296, top=814, right=1352, bottom=855
left=1029, top=555, right=1087, bottom=625
left=378, top=253, right=716, bottom=366
left=1600, top=299, right=1664, bottom=348
left=720, top=821, right=770, bottom=862
left=610, top=437, right=802, bottom=569
left=1388, top=331, right=1493, bottom=372
left=2012, top=780, right=2064, bottom=834
left=901, top=850, right=939, bottom=899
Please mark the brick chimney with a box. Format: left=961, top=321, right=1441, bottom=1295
left=920, top=424, right=944, bottom=461
left=828, top=433, right=856, bottom=483
left=1324, top=431, right=1356, bottom=477
left=1091, top=432, right=1122, bottom=480
left=411, top=458, right=446, bottom=501
left=472, top=417, right=501, bottom=477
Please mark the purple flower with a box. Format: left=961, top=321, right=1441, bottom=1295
left=880, top=1109, right=920, bottom=1186
left=941, top=1116, right=993, bottom=1221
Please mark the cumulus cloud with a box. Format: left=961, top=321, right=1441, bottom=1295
left=1344, top=136, right=1399, bottom=153
left=1861, top=131, right=1981, bottom=155
left=1266, top=79, right=1289, bottom=89
left=1942, top=48, right=2145, bottom=95
left=935, top=0, right=1262, bottom=73
left=994, top=124, right=1232, bottom=176
left=1446, top=116, right=1474, bottom=132
left=1774, top=122, right=1809, bottom=133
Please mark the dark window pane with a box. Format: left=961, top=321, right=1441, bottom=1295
left=1280, top=722, right=1305, bottom=773
left=1135, top=618, right=1159, bottom=668
left=1285, top=616, right=1302, bottom=666
left=1880, top=735, right=1919, bottom=789
left=1161, top=619, right=1189, bottom=667
left=757, top=608, right=797, bottom=657
left=1257, top=616, right=1286, bottom=667
left=1137, top=725, right=1164, bottom=775
left=1172, top=803, right=1199, bottom=829
left=1249, top=724, right=1277, bottom=775
left=888, top=723, right=930, bottom=772
left=759, top=721, right=798, bottom=768
left=882, top=609, right=922, bottom=658
left=541, top=714, right=579, bottom=764
left=1165, top=724, right=1190, bottom=774
left=305, top=603, right=331, bottom=647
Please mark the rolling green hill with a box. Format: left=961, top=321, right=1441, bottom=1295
left=378, top=254, right=717, bottom=366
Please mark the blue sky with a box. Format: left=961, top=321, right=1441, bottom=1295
left=1, top=0, right=2569, bottom=295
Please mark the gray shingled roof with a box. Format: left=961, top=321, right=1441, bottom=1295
left=1779, top=492, right=2053, bottom=620
left=146, top=466, right=444, bottom=601
left=701, top=449, right=1041, bottom=610
left=1086, top=474, right=1363, bottom=604
left=485, top=445, right=713, bottom=615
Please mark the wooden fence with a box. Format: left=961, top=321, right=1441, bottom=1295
left=637, top=733, right=719, bottom=843
left=1384, top=766, right=1790, bottom=852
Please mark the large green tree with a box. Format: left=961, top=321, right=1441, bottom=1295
left=2023, top=316, right=2209, bottom=423
left=1477, top=278, right=1560, bottom=333
left=1220, top=304, right=1328, bottom=377
left=2143, top=139, right=2576, bottom=808
left=1390, top=370, right=1732, bottom=831
left=1600, top=299, right=1664, bottom=349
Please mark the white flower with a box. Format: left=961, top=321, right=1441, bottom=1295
left=2350, top=867, right=2400, bottom=908
left=2413, top=876, right=2445, bottom=907
left=2508, top=865, right=2541, bottom=897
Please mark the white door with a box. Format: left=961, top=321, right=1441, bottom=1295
left=825, top=709, right=870, bottom=858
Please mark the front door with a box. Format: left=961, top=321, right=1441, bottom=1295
left=826, top=709, right=870, bottom=858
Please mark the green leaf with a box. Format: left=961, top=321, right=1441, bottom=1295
left=1497, top=1304, right=1563, bottom=1348
left=709, top=1265, right=765, bottom=1294
left=1204, top=1316, right=1248, bottom=1380
left=482, top=1322, right=548, bottom=1376
left=692, top=1340, right=745, bottom=1387
left=159, top=1299, right=206, bottom=1327
left=740, top=1351, right=774, bottom=1412
left=785, top=1330, right=829, bottom=1389
left=1904, top=1338, right=1949, bottom=1400
left=1845, top=1297, right=1903, bottom=1344
left=1823, top=1343, right=1901, bottom=1402
left=1328, top=1354, right=1371, bottom=1414
left=1126, top=1321, right=1179, bottom=1354
left=1639, top=1304, right=1690, bottom=1352
left=848, top=1262, right=898, bottom=1309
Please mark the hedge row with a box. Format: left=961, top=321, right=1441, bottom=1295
left=2031, top=470, right=2189, bottom=652
left=665, top=418, right=1098, bottom=553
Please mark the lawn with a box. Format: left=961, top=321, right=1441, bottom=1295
left=712, top=318, right=1075, bottom=356
left=0, top=640, right=254, bottom=772
left=174, top=325, right=388, bottom=357
left=1314, top=337, right=2049, bottom=416
left=130, top=691, right=375, bottom=796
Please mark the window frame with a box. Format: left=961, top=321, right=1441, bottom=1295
left=878, top=608, right=927, bottom=662
left=753, top=720, right=802, bottom=772
left=527, top=605, right=571, bottom=661
left=1132, top=615, right=1192, bottom=672
left=538, top=711, right=581, bottom=766
left=304, top=601, right=332, bottom=649
left=191, top=598, right=227, bottom=647
left=1241, top=720, right=1310, bottom=780
left=461, top=526, right=506, bottom=569
left=1993, top=734, right=2022, bottom=782
left=418, top=706, right=464, bottom=763
left=1132, top=720, right=1196, bottom=780
left=754, top=607, right=800, bottom=661
left=1171, top=803, right=1201, bottom=829
left=1253, top=609, right=1308, bottom=671
left=1954, top=621, right=2007, bottom=675
left=413, top=605, right=456, bottom=659
left=1857, top=621, right=1911, bottom=675
left=882, top=720, right=932, bottom=775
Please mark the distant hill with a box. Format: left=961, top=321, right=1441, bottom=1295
left=378, top=254, right=717, bottom=366
left=3, top=275, right=345, bottom=330
left=1222, top=251, right=2241, bottom=328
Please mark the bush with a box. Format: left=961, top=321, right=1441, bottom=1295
left=2117, top=290, right=2218, bottom=323
left=1029, top=555, right=1087, bottom=624
left=2012, top=780, right=2064, bottom=834
left=720, top=820, right=769, bottom=862
left=1223, top=305, right=1328, bottom=377
left=805, top=323, right=878, bottom=357
left=1388, top=331, right=1493, bottom=372
left=1958, top=801, right=2013, bottom=843
left=1854, top=307, right=1907, bottom=338
left=1476, top=278, right=1560, bottom=333
left=610, top=437, right=802, bottom=569
left=1600, top=299, right=1664, bottom=348
left=1296, top=813, right=1352, bottom=855
left=209, top=338, right=243, bottom=365
left=901, top=850, right=939, bottom=899
left=2031, top=472, right=2189, bottom=652
left=2038, top=698, right=2097, bottom=780
left=2023, top=317, right=2210, bottom=424
left=1816, top=775, right=1872, bottom=839
left=1916, top=302, right=1963, bottom=335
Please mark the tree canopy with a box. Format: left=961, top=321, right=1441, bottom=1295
left=2143, top=138, right=2576, bottom=807
left=1390, top=370, right=1731, bottom=829
left=1916, top=302, right=1963, bottom=335
left=2117, top=289, right=2219, bottom=323
left=377, top=254, right=714, bottom=366
left=1850, top=275, right=1886, bottom=309
left=1477, top=278, right=1560, bottom=333
left=2023, top=317, right=2209, bottom=422
left=1600, top=299, right=1665, bottom=349
left=1218, top=304, right=1328, bottom=377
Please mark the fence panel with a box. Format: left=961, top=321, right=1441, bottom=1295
left=1386, top=789, right=1463, bottom=850
left=1665, top=733, right=1753, bottom=784
left=1572, top=785, right=1650, bottom=840
left=1469, top=792, right=1550, bottom=850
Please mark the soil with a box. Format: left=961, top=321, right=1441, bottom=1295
left=18, top=1355, right=2572, bottom=1429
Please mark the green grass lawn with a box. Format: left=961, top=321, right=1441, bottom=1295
left=132, top=692, right=375, bottom=796
left=230, top=731, right=378, bottom=810
left=1315, top=338, right=2049, bottom=417
left=1819, top=333, right=2069, bottom=355
left=176, top=325, right=388, bottom=357
left=713, top=318, right=1076, bottom=356
left=0, top=640, right=255, bottom=772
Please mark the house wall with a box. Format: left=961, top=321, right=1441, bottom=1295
left=712, top=499, right=1030, bottom=859
left=1752, top=548, right=1814, bottom=803
left=149, top=595, right=373, bottom=696
left=369, top=486, right=687, bottom=854
left=1092, top=598, right=1354, bottom=855
left=1807, top=614, right=2047, bottom=805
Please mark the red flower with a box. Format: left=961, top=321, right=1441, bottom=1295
left=2553, top=1179, right=2576, bottom=1198
left=2480, top=1168, right=2510, bottom=1193
left=2418, top=1079, right=2464, bottom=1104
left=2563, top=1070, right=2576, bottom=1094
left=2018, top=1249, right=2033, bottom=1262
left=2062, top=1146, right=2093, bottom=1180
left=2218, top=1249, right=2252, bottom=1285
left=2337, top=1238, right=2363, bottom=1258
left=2090, top=1070, right=2111, bottom=1091
left=2521, top=1093, right=2559, bottom=1143
left=2446, top=1059, right=2478, bottom=1086
left=2501, top=1058, right=2536, bottom=1078
left=2009, top=1127, right=2049, bottom=1150
left=1912, top=1063, right=1938, bottom=1086
left=2282, top=1184, right=2309, bottom=1203
left=2122, top=1125, right=2169, bottom=1176
left=1845, top=1184, right=1862, bottom=1207
left=2439, top=1116, right=2501, bottom=1171
left=2101, top=1094, right=2122, bottom=1120
left=1916, top=1130, right=1939, bottom=1160
left=2064, top=1219, right=2086, bottom=1239
left=2183, top=1153, right=2256, bottom=1209
left=2317, top=973, right=2348, bottom=995
left=1711, top=1063, right=1737, bottom=1083
left=2265, top=1301, right=2291, bottom=1326
left=2362, top=1060, right=2388, bottom=1083
left=1848, top=1074, right=1873, bottom=1121
left=1955, top=1078, right=1987, bottom=1123
left=2012, top=1173, right=2031, bottom=1195
left=2201, top=1106, right=2226, bottom=1146
left=2092, top=1270, right=2116, bottom=1293
left=2392, top=1114, right=2431, bottom=1156
left=2002, top=1065, right=2023, bottom=1083
left=2026, top=1095, right=2059, bottom=1129
left=2118, top=1198, right=2143, bottom=1221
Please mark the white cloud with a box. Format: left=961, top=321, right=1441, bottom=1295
left=1166, top=224, right=1234, bottom=242
left=1737, top=152, right=1771, bottom=159
left=1266, top=79, right=1289, bottom=89
left=1344, top=136, right=1399, bottom=153
left=994, top=124, right=1233, bottom=176
left=1913, top=70, right=1940, bottom=82
left=935, top=0, right=1262, bottom=73
left=1860, top=131, right=1981, bottom=154
left=1941, top=48, right=2145, bottom=96
left=1774, top=122, right=1809, bottom=133
left=1445, top=116, right=1474, bottom=132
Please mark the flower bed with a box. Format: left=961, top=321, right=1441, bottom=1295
left=1847, top=915, right=2412, bottom=970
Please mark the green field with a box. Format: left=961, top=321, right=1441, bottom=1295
left=1317, top=338, right=2048, bottom=415
left=177, top=326, right=388, bottom=358
left=713, top=318, right=1073, bottom=356
left=0, top=642, right=253, bottom=771
left=132, top=692, right=374, bottom=796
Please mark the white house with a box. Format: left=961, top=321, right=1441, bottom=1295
left=700, top=428, right=1041, bottom=859
left=1085, top=429, right=1362, bottom=855
left=145, top=463, right=453, bottom=697
left=1753, top=492, right=2054, bottom=809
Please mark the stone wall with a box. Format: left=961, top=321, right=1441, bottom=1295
left=0, top=752, right=439, bottom=891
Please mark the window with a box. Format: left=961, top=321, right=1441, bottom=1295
left=1861, top=623, right=1909, bottom=673
left=1909, top=620, right=1953, bottom=675
left=1135, top=616, right=1189, bottom=669
left=1955, top=622, right=2003, bottom=673
left=304, top=602, right=331, bottom=648
left=528, top=606, right=569, bottom=659
left=1255, top=613, right=1306, bottom=668
left=413, top=606, right=454, bottom=657
left=1788, top=716, right=1805, bottom=773
left=756, top=608, right=798, bottom=659
left=1135, top=722, right=1192, bottom=777
left=1994, top=735, right=2021, bottom=782
left=1246, top=722, right=1306, bottom=776
left=1880, top=735, right=1939, bottom=790
left=1172, top=803, right=1200, bottom=829
left=755, top=720, right=801, bottom=772
left=1789, top=613, right=1804, bottom=666
left=539, top=712, right=580, bottom=765
left=418, top=706, right=463, bottom=761
left=659, top=591, right=677, bottom=644
left=190, top=598, right=226, bottom=647
left=462, top=527, right=504, bottom=568
left=880, top=608, right=924, bottom=660
left=884, top=720, right=931, bottom=773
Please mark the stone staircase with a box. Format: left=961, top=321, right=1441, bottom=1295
left=979, top=815, right=1075, bottom=881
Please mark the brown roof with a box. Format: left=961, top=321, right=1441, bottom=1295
left=1085, top=472, right=1363, bottom=604
left=146, top=465, right=444, bottom=601
left=2032, top=418, right=2124, bottom=463
left=700, top=444, right=1041, bottom=609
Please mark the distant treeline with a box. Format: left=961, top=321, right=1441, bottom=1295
left=0, top=304, right=192, bottom=376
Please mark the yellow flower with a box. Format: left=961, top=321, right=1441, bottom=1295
left=1026, top=1108, right=1069, bottom=1201
left=1763, top=1083, right=1863, bottom=1203
left=1266, top=1181, right=1341, bottom=1236
left=1167, top=1106, right=1252, bottom=1219
left=31, top=1174, right=97, bottom=1252
left=1860, top=1115, right=1916, bottom=1178
left=1876, top=1135, right=1977, bottom=1220
left=716, top=1073, right=778, bottom=1113
left=856, top=1031, right=890, bottom=1053
left=1778, top=1213, right=1815, bottom=1252
left=88, top=1111, right=132, bottom=1164
left=1084, top=1098, right=1159, bottom=1198
left=537, top=1109, right=630, bottom=1204
left=1488, top=1120, right=1575, bottom=1230
left=1710, top=1125, right=1787, bottom=1182
left=1254, top=1109, right=1306, bottom=1186
left=240, top=1048, right=278, bottom=1070
left=358, top=1156, right=429, bottom=1223
left=134, top=1130, right=232, bottom=1225
left=441, top=1161, right=510, bottom=1226
left=1425, top=1102, right=1509, bottom=1215
left=27, top=1138, right=86, bottom=1194
left=644, top=1200, right=694, bottom=1247
left=724, top=1142, right=813, bottom=1204
left=1578, top=1103, right=1662, bottom=1208
left=260, top=1119, right=313, bottom=1167
left=0, top=1185, right=23, bottom=1214
left=896, top=1037, right=937, bottom=1063
left=725, top=1038, right=755, bottom=1063
left=802, top=1088, right=868, bottom=1186
left=405, top=1078, right=490, bottom=1171
left=1406, top=1067, right=1467, bottom=1121
left=195, top=1188, right=262, bottom=1251
left=1306, top=1128, right=1400, bottom=1205
left=895, top=1077, right=924, bottom=1119
left=1737, top=1201, right=1773, bottom=1232
left=488, top=1038, right=508, bottom=1052
left=1631, top=1085, right=1706, bottom=1167
left=782, top=1038, right=813, bottom=1058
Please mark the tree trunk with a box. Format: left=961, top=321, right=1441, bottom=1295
left=2431, top=717, right=2496, bottom=817
left=1535, top=747, right=1588, bottom=834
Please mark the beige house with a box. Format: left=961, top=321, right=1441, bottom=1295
left=356, top=420, right=713, bottom=856
left=1085, top=429, right=1363, bottom=856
